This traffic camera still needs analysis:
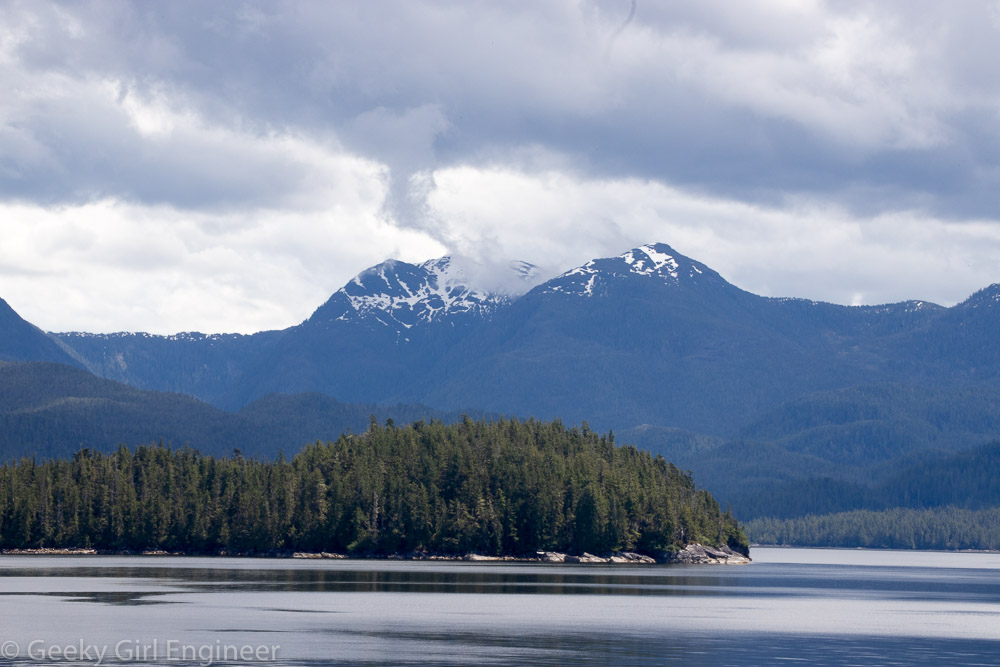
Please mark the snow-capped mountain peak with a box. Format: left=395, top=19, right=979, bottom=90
left=538, top=243, right=715, bottom=297
left=310, top=255, right=541, bottom=332
left=310, top=243, right=723, bottom=329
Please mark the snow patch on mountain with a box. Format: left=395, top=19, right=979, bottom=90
left=622, top=245, right=679, bottom=278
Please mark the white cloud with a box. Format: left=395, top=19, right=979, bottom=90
left=612, top=3, right=952, bottom=153
left=427, top=165, right=1000, bottom=307
left=0, top=193, right=445, bottom=335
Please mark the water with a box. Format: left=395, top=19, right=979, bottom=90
left=1, top=548, right=999, bottom=665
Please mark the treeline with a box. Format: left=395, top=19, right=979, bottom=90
left=0, top=417, right=747, bottom=556
left=745, top=507, right=1000, bottom=551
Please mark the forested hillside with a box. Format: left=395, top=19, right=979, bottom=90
left=746, top=507, right=1000, bottom=551
left=732, top=440, right=1000, bottom=519
left=0, top=362, right=475, bottom=460
left=0, top=418, right=747, bottom=557
left=624, top=385, right=1000, bottom=521
left=0, top=362, right=252, bottom=459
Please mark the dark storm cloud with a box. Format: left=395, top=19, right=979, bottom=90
left=3, top=0, right=997, bottom=223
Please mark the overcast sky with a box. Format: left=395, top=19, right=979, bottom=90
left=2, top=1, right=999, bottom=334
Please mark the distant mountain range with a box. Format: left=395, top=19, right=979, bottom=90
left=3, top=242, right=1000, bottom=521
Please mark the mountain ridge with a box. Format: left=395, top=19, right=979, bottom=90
left=43, top=242, right=1000, bottom=431
left=0, top=297, right=83, bottom=367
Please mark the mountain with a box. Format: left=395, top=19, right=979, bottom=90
left=310, top=255, right=540, bottom=334
left=412, top=243, right=943, bottom=434
left=56, top=330, right=283, bottom=406
left=45, top=242, right=976, bottom=434
left=53, top=255, right=540, bottom=409
left=220, top=255, right=540, bottom=408
left=0, top=298, right=80, bottom=366
left=31, top=241, right=1000, bottom=438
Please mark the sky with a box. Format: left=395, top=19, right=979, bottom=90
left=2, top=1, right=999, bottom=334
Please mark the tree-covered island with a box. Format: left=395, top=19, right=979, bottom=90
left=0, top=417, right=748, bottom=561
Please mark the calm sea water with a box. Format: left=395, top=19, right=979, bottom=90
left=1, top=548, right=999, bottom=666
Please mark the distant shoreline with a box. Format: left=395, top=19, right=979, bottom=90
left=0, top=543, right=751, bottom=564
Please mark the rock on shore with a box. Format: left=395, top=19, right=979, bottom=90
left=292, top=552, right=348, bottom=559
left=661, top=543, right=751, bottom=565
left=533, top=548, right=745, bottom=564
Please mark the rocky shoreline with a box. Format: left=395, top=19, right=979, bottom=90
left=660, top=543, right=752, bottom=565
left=0, top=543, right=750, bottom=564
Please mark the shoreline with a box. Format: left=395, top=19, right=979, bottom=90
left=0, top=543, right=751, bottom=565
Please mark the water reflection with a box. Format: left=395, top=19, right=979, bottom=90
left=3, top=559, right=1000, bottom=603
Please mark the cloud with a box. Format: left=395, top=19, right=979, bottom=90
left=0, top=193, right=445, bottom=335
left=4, top=1, right=998, bottom=218
left=346, top=104, right=451, bottom=232
left=0, top=63, right=363, bottom=210
left=427, top=165, right=1000, bottom=307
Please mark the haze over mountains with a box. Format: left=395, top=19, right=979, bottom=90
left=3, top=242, right=1000, bottom=521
